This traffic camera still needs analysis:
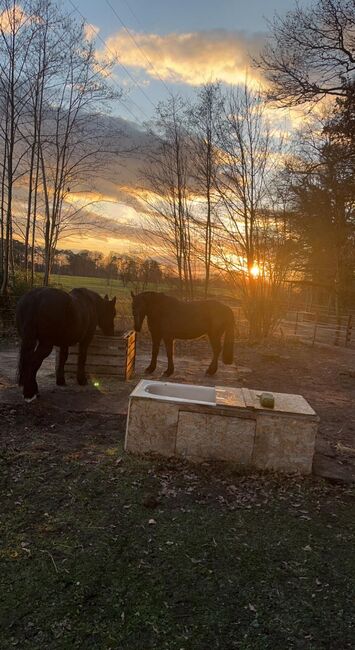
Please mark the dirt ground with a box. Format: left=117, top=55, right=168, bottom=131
left=0, top=336, right=354, bottom=482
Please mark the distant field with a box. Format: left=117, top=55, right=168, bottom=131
left=50, top=274, right=237, bottom=303
left=50, top=274, right=130, bottom=299
left=50, top=275, right=161, bottom=329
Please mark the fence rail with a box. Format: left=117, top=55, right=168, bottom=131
left=279, top=311, right=354, bottom=350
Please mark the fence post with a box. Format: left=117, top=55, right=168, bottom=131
left=235, top=307, right=240, bottom=340
left=345, top=315, right=352, bottom=347
left=312, top=313, right=319, bottom=346
left=334, top=316, right=342, bottom=346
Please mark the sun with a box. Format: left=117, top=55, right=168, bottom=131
left=250, top=263, right=261, bottom=279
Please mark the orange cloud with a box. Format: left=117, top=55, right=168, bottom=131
left=104, top=29, right=266, bottom=86
left=0, top=4, right=27, bottom=32
left=84, top=22, right=100, bottom=41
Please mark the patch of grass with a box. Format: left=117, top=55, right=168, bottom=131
left=50, top=274, right=129, bottom=297
left=0, top=427, right=354, bottom=650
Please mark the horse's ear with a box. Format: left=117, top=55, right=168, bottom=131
left=104, top=294, right=109, bottom=300
left=130, top=291, right=135, bottom=299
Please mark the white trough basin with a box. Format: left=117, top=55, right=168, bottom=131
left=134, top=380, right=216, bottom=405
left=125, top=380, right=319, bottom=474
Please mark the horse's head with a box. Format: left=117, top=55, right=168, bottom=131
left=131, top=291, right=146, bottom=332
left=98, top=294, right=116, bottom=336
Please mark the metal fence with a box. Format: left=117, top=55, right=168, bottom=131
left=279, top=310, right=354, bottom=350
left=228, top=304, right=355, bottom=350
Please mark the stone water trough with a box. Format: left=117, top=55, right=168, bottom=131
left=125, top=380, right=319, bottom=474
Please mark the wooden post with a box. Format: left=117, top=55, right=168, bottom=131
left=334, top=316, right=342, bottom=346
left=312, top=313, right=318, bottom=346
left=235, top=307, right=240, bottom=340
left=345, top=315, right=352, bottom=347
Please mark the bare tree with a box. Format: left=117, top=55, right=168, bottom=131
left=0, top=0, right=118, bottom=293
left=37, top=14, right=116, bottom=285
left=214, top=85, right=291, bottom=339
left=188, top=82, right=222, bottom=296
left=22, top=0, right=61, bottom=282
left=0, top=0, right=36, bottom=295
left=142, top=96, right=195, bottom=298
left=257, top=0, right=355, bottom=106
left=214, top=85, right=273, bottom=275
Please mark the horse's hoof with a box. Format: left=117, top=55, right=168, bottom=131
left=77, top=377, right=88, bottom=386
left=24, top=395, right=37, bottom=403
left=144, top=367, right=155, bottom=375
left=163, top=370, right=174, bottom=377
left=56, top=378, right=66, bottom=386
left=205, top=368, right=217, bottom=376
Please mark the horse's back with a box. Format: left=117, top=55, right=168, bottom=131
left=16, top=288, right=75, bottom=345
left=151, top=294, right=233, bottom=338
left=166, top=296, right=231, bottom=320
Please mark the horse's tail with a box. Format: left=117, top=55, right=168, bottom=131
left=222, top=308, right=234, bottom=365
left=16, top=294, right=37, bottom=386
left=18, top=343, right=26, bottom=386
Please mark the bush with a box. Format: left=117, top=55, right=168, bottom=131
left=11, top=271, right=42, bottom=301
left=0, top=272, right=42, bottom=339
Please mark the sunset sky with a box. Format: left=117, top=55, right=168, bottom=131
left=59, top=0, right=312, bottom=256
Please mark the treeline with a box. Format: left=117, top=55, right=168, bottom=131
left=54, top=250, right=164, bottom=289
left=53, top=249, right=226, bottom=293
left=8, top=240, right=166, bottom=288
left=0, top=0, right=116, bottom=297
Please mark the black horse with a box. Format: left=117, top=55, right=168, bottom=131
left=16, top=287, right=116, bottom=401
left=131, top=291, right=234, bottom=376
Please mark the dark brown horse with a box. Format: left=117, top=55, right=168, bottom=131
left=131, top=291, right=234, bottom=376
left=16, top=287, right=116, bottom=401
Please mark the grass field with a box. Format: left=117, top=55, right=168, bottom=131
left=1, top=405, right=354, bottom=650
left=50, top=275, right=145, bottom=326
left=51, top=274, right=134, bottom=302
left=49, top=275, right=238, bottom=329
left=50, top=275, right=237, bottom=303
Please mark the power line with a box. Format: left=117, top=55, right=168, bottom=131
left=105, top=0, right=171, bottom=96
left=68, top=0, right=147, bottom=124
left=48, top=2, right=143, bottom=124
left=118, top=0, right=144, bottom=31
left=69, top=0, right=151, bottom=121
left=68, top=0, right=154, bottom=123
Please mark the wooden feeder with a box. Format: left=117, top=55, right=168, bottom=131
left=56, top=330, right=136, bottom=381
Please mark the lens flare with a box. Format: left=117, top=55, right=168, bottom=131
left=250, top=263, right=260, bottom=279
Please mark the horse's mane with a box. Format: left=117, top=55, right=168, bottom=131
left=139, top=291, right=180, bottom=306
left=70, top=288, right=104, bottom=305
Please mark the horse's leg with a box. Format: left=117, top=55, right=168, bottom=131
left=206, top=332, right=222, bottom=376
left=23, top=340, right=53, bottom=401
left=56, top=345, right=69, bottom=386
left=77, top=338, right=91, bottom=386
left=145, top=335, right=161, bottom=374
left=163, top=337, right=174, bottom=376
left=18, top=337, right=36, bottom=387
